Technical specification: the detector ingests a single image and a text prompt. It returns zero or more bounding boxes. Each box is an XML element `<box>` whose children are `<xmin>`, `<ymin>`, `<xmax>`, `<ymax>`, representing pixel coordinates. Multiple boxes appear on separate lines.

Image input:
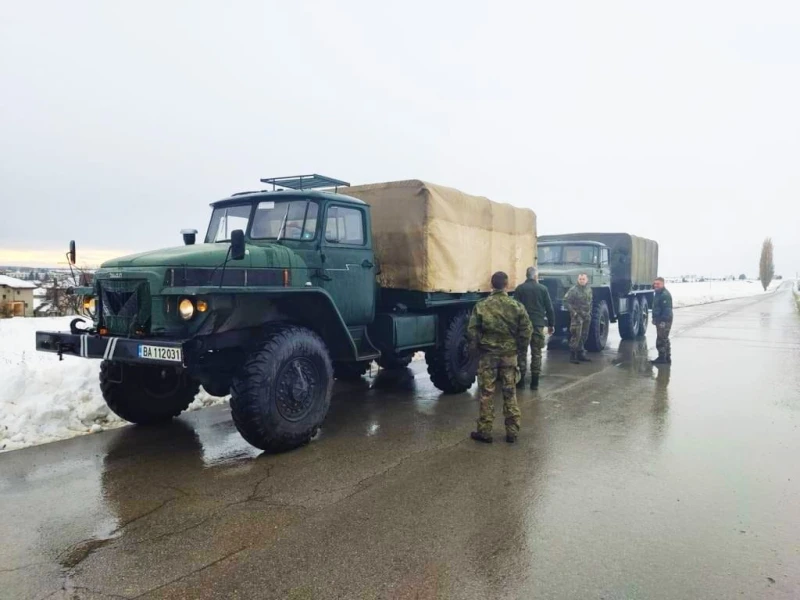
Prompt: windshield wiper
<box><xmin>276</xmin><ymin>204</ymin><xmax>291</xmax><ymax>242</ymax></box>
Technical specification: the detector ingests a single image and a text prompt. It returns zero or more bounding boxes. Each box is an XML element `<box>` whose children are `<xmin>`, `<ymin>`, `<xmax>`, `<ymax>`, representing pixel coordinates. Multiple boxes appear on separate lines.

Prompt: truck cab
<box><xmin>537</xmin><ymin>234</ymin><xmax>657</xmax><ymax>352</ymax></box>
<box><xmin>538</xmin><ymin>240</ymin><xmax>611</xmax><ymax>305</ymax></box>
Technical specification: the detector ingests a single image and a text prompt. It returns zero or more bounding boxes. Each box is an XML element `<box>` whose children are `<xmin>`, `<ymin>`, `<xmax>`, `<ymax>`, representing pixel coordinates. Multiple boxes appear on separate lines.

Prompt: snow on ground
<box><xmin>0</xmin><ymin>317</ymin><xmax>224</xmax><ymax>453</ymax></box>
<box><xmin>668</xmin><ymin>279</ymin><xmax>782</xmax><ymax>308</ymax></box>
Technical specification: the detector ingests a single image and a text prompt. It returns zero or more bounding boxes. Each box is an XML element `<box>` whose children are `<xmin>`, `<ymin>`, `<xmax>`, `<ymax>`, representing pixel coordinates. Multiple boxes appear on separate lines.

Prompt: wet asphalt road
<box><xmin>2</xmin><ymin>285</ymin><xmax>799</xmax><ymax>600</ymax></box>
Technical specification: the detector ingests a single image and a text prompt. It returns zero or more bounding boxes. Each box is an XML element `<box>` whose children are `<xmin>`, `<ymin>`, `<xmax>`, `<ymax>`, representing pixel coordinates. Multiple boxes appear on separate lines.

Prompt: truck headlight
<box><xmin>83</xmin><ymin>297</ymin><xmax>96</xmax><ymax>313</ymax></box>
<box><xmin>179</xmin><ymin>298</ymin><xmax>195</xmax><ymax>320</ymax></box>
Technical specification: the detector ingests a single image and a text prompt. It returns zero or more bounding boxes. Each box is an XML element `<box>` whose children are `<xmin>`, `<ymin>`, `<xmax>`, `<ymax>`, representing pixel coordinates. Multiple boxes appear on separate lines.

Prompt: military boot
<box><xmin>666</xmin><ymin>351</ymin><xmax>672</xmax><ymax>364</ymax></box>
<box><xmin>516</xmin><ymin>372</ymin><xmax>526</xmax><ymax>389</ymax></box>
<box><xmin>578</xmin><ymin>351</ymin><xmax>592</xmax><ymax>362</ymax></box>
<box><xmin>570</xmin><ymin>351</ymin><xmax>580</xmax><ymax>364</ymax></box>
<box><xmin>470</xmin><ymin>431</ymin><xmax>493</xmax><ymax>444</ymax></box>
<box><xmin>651</xmin><ymin>354</ymin><xmax>668</xmax><ymax>365</ymax></box>
<box><xmin>529</xmin><ymin>374</ymin><xmax>539</xmax><ymax>390</ymax></box>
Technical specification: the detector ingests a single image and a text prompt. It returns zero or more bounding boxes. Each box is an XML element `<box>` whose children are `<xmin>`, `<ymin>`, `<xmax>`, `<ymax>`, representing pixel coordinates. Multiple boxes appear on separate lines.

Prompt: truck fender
<box><xmin>269</xmin><ymin>289</ymin><xmax>359</xmax><ymax>361</ymax></box>
<box><xmin>592</xmin><ymin>287</ymin><xmax>616</xmax><ymax>321</ymax></box>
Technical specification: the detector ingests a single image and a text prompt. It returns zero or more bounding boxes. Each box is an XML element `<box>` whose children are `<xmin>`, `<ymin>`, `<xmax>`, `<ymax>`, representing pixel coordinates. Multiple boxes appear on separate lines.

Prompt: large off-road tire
<box><xmin>333</xmin><ymin>361</ymin><xmax>371</xmax><ymax>381</ymax></box>
<box><xmin>378</xmin><ymin>353</ymin><xmax>413</xmax><ymax>370</ymax></box>
<box><xmin>585</xmin><ymin>300</ymin><xmax>611</xmax><ymax>352</ymax></box>
<box><xmin>230</xmin><ymin>325</ymin><xmax>333</xmax><ymax>453</ymax></box>
<box><xmin>425</xmin><ymin>310</ymin><xmax>478</xmax><ymax>394</ymax></box>
<box><xmin>99</xmin><ymin>362</ymin><xmax>199</xmax><ymax>425</ymax></box>
<box><xmin>618</xmin><ymin>296</ymin><xmax>642</xmax><ymax>340</ymax></box>
<box><xmin>639</xmin><ymin>297</ymin><xmax>650</xmax><ymax>336</ymax></box>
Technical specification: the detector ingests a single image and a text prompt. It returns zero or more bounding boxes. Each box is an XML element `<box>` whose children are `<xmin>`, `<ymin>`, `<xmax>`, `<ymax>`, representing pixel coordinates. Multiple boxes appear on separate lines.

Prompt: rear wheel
<box><xmin>618</xmin><ymin>297</ymin><xmax>642</xmax><ymax>340</ymax></box>
<box><xmin>425</xmin><ymin>310</ymin><xmax>478</xmax><ymax>394</ymax></box>
<box><xmin>230</xmin><ymin>325</ymin><xmax>333</xmax><ymax>453</ymax></box>
<box><xmin>639</xmin><ymin>297</ymin><xmax>650</xmax><ymax>336</ymax></box>
<box><xmin>585</xmin><ymin>300</ymin><xmax>610</xmax><ymax>352</ymax></box>
<box><xmin>99</xmin><ymin>362</ymin><xmax>198</xmax><ymax>424</ymax></box>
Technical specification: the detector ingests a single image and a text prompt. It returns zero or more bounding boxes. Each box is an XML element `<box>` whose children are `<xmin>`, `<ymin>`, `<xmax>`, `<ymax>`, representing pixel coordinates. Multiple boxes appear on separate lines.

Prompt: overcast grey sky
<box><xmin>1</xmin><ymin>0</ymin><xmax>799</xmax><ymax>276</ymax></box>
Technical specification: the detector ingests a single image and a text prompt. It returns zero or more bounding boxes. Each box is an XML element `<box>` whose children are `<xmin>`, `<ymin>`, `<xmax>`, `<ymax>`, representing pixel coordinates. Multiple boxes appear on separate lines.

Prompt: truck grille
<box><xmin>99</xmin><ymin>280</ymin><xmax>151</xmax><ymax>335</ymax></box>
<box><xmin>541</xmin><ymin>279</ymin><xmax>562</xmax><ymax>305</ymax></box>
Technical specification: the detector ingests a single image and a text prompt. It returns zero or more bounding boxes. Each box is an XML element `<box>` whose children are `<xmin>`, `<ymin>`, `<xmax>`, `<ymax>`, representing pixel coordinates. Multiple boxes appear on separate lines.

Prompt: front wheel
<box><xmin>585</xmin><ymin>300</ymin><xmax>611</xmax><ymax>352</ymax></box>
<box><xmin>639</xmin><ymin>297</ymin><xmax>650</xmax><ymax>336</ymax></box>
<box><xmin>99</xmin><ymin>362</ymin><xmax>199</xmax><ymax>424</ymax></box>
<box><xmin>425</xmin><ymin>310</ymin><xmax>478</xmax><ymax>394</ymax></box>
<box><xmin>231</xmin><ymin>325</ymin><xmax>333</xmax><ymax>453</ymax></box>
<box><xmin>618</xmin><ymin>297</ymin><xmax>642</xmax><ymax>340</ymax></box>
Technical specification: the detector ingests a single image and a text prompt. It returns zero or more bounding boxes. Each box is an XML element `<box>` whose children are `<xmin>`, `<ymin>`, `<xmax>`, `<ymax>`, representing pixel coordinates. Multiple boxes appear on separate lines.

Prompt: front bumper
<box><xmin>36</xmin><ymin>330</ymin><xmax>187</xmax><ymax>366</ymax></box>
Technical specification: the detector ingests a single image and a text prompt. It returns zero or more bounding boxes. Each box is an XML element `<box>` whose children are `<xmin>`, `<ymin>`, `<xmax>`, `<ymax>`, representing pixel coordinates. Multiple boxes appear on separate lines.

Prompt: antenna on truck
<box><xmin>260</xmin><ymin>174</ymin><xmax>350</xmax><ymax>193</ymax></box>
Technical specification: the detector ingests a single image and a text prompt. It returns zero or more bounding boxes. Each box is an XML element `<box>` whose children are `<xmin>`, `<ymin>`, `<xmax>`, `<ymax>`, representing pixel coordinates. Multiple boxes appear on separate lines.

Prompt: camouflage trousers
<box><xmin>476</xmin><ymin>354</ymin><xmax>521</xmax><ymax>436</ymax></box>
<box><xmin>518</xmin><ymin>326</ymin><xmax>545</xmax><ymax>376</ymax></box>
<box><xmin>655</xmin><ymin>318</ymin><xmax>672</xmax><ymax>358</ymax></box>
<box><xmin>569</xmin><ymin>311</ymin><xmax>592</xmax><ymax>352</ymax></box>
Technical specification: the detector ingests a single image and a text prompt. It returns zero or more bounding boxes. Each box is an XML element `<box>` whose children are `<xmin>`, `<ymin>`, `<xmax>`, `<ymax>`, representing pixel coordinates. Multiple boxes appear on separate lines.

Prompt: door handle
<box><xmin>361</xmin><ymin>260</ymin><xmax>374</xmax><ymax>269</ymax></box>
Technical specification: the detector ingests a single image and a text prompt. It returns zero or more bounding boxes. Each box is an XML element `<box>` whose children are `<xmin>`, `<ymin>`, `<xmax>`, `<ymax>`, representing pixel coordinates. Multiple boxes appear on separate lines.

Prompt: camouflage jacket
<box><xmin>467</xmin><ymin>291</ymin><xmax>533</xmax><ymax>357</ymax></box>
<box><xmin>652</xmin><ymin>289</ymin><xmax>673</xmax><ymax>322</ymax></box>
<box><xmin>564</xmin><ymin>284</ymin><xmax>593</xmax><ymax>317</ymax></box>
<box><xmin>514</xmin><ymin>279</ymin><xmax>555</xmax><ymax>328</ymax></box>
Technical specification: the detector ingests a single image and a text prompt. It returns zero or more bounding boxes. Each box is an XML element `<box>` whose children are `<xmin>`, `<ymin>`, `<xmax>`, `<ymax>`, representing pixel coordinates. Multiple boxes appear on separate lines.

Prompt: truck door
<box><xmin>319</xmin><ymin>203</ymin><xmax>375</xmax><ymax>326</ymax></box>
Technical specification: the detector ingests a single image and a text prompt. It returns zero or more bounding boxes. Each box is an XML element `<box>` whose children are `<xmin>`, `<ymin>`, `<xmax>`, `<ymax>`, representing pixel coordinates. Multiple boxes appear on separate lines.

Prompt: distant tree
<box><xmin>738</xmin><ymin>274</ymin><xmax>747</xmax><ymax>280</ymax></box>
<box><xmin>45</xmin><ymin>277</ymin><xmax>77</xmax><ymax>316</ymax></box>
<box><xmin>759</xmin><ymin>238</ymin><xmax>775</xmax><ymax>291</ymax></box>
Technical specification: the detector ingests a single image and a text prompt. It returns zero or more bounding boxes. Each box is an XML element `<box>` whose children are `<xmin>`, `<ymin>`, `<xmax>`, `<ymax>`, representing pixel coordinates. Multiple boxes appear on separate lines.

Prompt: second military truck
<box><xmin>537</xmin><ymin>233</ymin><xmax>658</xmax><ymax>351</ymax></box>
<box><xmin>35</xmin><ymin>176</ymin><xmax>536</xmax><ymax>452</ymax></box>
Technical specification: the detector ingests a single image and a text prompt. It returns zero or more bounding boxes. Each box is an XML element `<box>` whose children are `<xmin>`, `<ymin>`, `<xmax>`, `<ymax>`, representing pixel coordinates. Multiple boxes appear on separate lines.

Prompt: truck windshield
<box><xmin>205</xmin><ymin>200</ymin><xmax>319</xmax><ymax>243</ymax></box>
<box><xmin>538</xmin><ymin>245</ymin><xmax>598</xmax><ymax>265</ymax></box>
<box><xmin>206</xmin><ymin>204</ymin><xmax>251</xmax><ymax>243</ymax></box>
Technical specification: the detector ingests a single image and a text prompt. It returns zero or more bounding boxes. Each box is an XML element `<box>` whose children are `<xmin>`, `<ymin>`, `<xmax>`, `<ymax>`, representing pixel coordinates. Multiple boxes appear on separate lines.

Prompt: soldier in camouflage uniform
<box><xmin>468</xmin><ymin>271</ymin><xmax>533</xmax><ymax>444</ymax></box>
<box><xmin>651</xmin><ymin>277</ymin><xmax>673</xmax><ymax>364</ymax></box>
<box><xmin>514</xmin><ymin>266</ymin><xmax>555</xmax><ymax>390</ymax></box>
<box><xmin>564</xmin><ymin>273</ymin><xmax>593</xmax><ymax>364</ymax></box>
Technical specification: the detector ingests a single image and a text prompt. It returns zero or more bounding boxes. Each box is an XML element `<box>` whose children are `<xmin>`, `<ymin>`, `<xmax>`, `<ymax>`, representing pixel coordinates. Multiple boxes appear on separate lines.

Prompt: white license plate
<box><xmin>138</xmin><ymin>345</ymin><xmax>182</xmax><ymax>362</ymax></box>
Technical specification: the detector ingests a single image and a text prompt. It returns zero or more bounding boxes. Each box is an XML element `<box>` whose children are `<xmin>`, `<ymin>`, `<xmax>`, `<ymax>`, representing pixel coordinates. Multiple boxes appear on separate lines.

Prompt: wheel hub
<box><xmin>276</xmin><ymin>358</ymin><xmax>319</xmax><ymax>421</ymax></box>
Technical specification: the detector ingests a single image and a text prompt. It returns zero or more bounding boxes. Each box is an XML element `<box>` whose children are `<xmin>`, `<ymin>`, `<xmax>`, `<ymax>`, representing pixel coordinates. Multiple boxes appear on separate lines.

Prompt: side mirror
<box><xmin>230</xmin><ymin>229</ymin><xmax>246</xmax><ymax>261</ymax></box>
<box><xmin>181</xmin><ymin>229</ymin><xmax>198</xmax><ymax>246</ymax></box>
<box><xmin>68</xmin><ymin>240</ymin><xmax>76</xmax><ymax>265</ymax></box>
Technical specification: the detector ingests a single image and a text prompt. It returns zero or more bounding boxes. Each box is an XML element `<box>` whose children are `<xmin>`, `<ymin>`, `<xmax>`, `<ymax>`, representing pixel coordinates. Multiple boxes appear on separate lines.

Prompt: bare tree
<box><xmin>759</xmin><ymin>238</ymin><xmax>775</xmax><ymax>291</ymax></box>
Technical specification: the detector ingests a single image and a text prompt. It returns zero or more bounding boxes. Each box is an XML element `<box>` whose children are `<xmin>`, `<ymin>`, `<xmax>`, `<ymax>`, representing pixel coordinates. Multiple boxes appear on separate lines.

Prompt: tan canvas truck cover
<box><xmin>343</xmin><ymin>180</ymin><xmax>537</xmax><ymax>293</ymax></box>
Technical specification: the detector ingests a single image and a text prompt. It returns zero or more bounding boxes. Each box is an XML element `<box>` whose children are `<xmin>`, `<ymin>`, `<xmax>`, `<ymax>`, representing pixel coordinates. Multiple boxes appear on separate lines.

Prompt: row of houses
<box><xmin>0</xmin><ymin>274</ymin><xmax>78</xmax><ymax>318</ymax></box>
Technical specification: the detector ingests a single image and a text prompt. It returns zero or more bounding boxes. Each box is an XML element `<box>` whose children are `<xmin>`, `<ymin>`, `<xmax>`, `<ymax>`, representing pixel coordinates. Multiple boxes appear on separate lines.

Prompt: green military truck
<box><xmin>36</xmin><ymin>176</ymin><xmax>536</xmax><ymax>452</ymax></box>
<box><xmin>537</xmin><ymin>233</ymin><xmax>658</xmax><ymax>351</ymax></box>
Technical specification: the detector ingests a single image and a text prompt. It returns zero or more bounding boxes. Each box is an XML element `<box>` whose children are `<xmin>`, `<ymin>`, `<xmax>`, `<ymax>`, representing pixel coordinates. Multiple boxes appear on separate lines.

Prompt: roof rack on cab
<box><xmin>260</xmin><ymin>174</ymin><xmax>350</xmax><ymax>192</ymax></box>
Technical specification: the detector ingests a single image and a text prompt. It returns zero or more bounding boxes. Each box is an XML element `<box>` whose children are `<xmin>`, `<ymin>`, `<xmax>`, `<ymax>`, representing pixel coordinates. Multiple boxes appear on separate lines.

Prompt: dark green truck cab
<box><xmin>36</xmin><ymin>176</ymin><xmax>488</xmax><ymax>452</ymax></box>
<box><xmin>537</xmin><ymin>233</ymin><xmax>658</xmax><ymax>351</ymax></box>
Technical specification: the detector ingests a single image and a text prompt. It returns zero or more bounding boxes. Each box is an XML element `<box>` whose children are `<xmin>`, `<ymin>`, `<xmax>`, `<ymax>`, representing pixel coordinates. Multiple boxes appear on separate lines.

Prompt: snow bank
<box><xmin>669</xmin><ymin>280</ymin><xmax>781</xmax><ymax>308</ymax></box>
<box><xmin>0</xmin><ymin>317</ymin><xmax>225</xmax><ymax>452</ymax></box>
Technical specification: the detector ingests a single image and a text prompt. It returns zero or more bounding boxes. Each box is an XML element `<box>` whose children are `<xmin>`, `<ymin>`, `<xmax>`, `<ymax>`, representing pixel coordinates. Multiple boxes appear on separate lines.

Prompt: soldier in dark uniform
<box><xmin>514</xmin><ymin>267</ymin><xmax>555</xmax><ymax>390</ymax></box>
<box><xmin>564</xmin><ymin>273</ymin><xmax>593</xmax><ymax>364</ymax></box>
<box><xmin>651</xmin><ymin>277</ymin><xmax>673</xmax><ymax>364</ymax></box>
<box><xmin>467</xmin><ymin>271</ymin><xmax>533</xmax><ymax>444</ymax></box>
